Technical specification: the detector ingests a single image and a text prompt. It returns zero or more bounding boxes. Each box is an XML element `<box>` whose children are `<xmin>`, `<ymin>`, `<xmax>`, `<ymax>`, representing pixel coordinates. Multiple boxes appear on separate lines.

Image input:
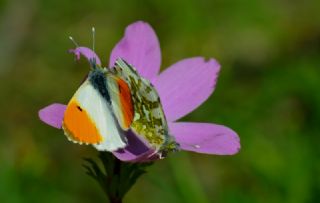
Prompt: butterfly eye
<box><xmin>77</xmin><ymin>106</ymin><xmax>83</xmax><ymax>112</ymax></box>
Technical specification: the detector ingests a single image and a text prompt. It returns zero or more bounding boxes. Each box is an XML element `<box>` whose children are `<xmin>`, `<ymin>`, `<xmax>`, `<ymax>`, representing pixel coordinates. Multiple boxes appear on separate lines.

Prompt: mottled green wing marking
<box><xmin>112</xmin><ymin>58</ymin><xmax>179</xmax><ymax>156</ymax></box>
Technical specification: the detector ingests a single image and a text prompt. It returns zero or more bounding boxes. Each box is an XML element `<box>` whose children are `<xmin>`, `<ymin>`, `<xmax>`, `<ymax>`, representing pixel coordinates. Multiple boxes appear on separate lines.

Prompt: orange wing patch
<box><xmin>63</xmin><ymin>99</ymin><xmax>102</xmax><ymax>144</ymax></box>
<box><xmin>116</xmin><ymin>78</ymin><xmax>134</xmax><ymax>129</ymax></box>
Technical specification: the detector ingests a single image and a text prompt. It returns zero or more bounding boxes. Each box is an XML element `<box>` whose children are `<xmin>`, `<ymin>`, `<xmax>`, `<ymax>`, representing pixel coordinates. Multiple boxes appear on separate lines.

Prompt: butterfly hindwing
<box><xmin>112</xmin><ymin>58</ymin><xmax>178</xmax><ymax>154</ymax></box>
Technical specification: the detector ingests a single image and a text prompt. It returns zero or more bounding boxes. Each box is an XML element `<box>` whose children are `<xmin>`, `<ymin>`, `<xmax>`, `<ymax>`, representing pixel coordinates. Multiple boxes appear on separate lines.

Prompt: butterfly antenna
<box><xmin>69</xmin><ymin>36</ymin><xmax>79</xmax><ymax>47</ymax></box>
<box><xmin>92</xmin><ymin>27</ymin><xmax>95</xmax><ymax>52</ymax></box>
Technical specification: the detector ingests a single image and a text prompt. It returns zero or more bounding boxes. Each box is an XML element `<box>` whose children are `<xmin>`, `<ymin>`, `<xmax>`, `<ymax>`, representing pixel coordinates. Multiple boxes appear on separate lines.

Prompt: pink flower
<box><xmin>38</xmin><ymin>21</ymin><xmax>240</xmax><ymax>162</ymax></box>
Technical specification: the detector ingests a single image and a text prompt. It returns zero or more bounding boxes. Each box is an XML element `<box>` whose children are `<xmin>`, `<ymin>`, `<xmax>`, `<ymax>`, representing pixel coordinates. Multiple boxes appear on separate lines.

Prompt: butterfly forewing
<box><xmin>62</xmin><ymin>72</ymin><xmax>127</xmax><ymax>152</ymax></box>
<box><xmin>106</xmin><ymin>74</ymin><xmax>134</xmax><ymax>130</ymax></box>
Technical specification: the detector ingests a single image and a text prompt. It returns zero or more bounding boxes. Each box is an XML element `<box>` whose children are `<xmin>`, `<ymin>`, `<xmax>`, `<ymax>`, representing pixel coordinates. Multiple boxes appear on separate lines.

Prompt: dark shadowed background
<box><xmin>0</xmin><ymin>0</ymin><xmax>319</xmax><ymax>202</ymax></box>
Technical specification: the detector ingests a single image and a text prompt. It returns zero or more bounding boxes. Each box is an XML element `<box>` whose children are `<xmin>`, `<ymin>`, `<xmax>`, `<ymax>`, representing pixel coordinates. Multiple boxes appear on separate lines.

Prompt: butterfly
<box><xmin>62</xmin><ymin>58</ymin><xmax>179</xmax><ymax>157</ymax></box>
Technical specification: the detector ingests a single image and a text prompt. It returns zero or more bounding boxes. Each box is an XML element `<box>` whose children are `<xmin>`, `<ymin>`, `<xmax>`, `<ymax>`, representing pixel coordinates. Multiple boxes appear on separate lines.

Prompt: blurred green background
<box><xmin>1</xmin><ymin>0</ymin><xmax>320</xmax><ymax>202</ymax></box>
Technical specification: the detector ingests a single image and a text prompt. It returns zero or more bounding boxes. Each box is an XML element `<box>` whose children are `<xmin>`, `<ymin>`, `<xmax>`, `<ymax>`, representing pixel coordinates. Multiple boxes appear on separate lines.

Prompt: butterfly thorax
<box><xmin>88</xmin><ymin>68</ymin><xmax>111</xmax><ymax>104</ymax></box>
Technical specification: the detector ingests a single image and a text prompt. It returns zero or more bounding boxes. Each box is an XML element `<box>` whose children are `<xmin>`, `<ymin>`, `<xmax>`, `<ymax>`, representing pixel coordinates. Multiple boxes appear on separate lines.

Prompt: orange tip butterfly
<box><xmin>63</xmin><ymin>29</ymin><xmax>179</xmax><ymax>156</ymax></box>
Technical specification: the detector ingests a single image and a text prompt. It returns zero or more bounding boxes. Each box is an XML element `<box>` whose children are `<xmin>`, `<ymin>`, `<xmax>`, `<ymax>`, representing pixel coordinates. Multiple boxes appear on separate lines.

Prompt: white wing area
<box><xmin>75</xmin><ymin>81</ymin><xmax>127</xmax><ymax>151</ymax></box>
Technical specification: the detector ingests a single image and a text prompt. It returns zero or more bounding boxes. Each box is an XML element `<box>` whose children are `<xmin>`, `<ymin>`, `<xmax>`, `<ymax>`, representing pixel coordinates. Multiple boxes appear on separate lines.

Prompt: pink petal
<box><xmin>69</xmin><ymin>47</ymin><xmax>101</xmax><ymax>66</ymax></box>
<box><xmin>153</xmin><ymin>57</ymin><xmax>220</xmax><ymax>121</ymax></box>
<box><xmin>112</xmin><ymin>131</ymin><xmax>156</xmax><ymax>162</ymax></box>
<box><xmin>38</xmin><ymin>103</ymin><xmax>66</xmax><ymax>129</ymax></box>
<box><xmin>169</xmin><ymin>122</ymin><xmax>240</xmax><ymax>155</ymax></box>
<box><xmin>109</xmin><ymin>21</ymin><xmax>161</xmax><ymax>80</ymax></box>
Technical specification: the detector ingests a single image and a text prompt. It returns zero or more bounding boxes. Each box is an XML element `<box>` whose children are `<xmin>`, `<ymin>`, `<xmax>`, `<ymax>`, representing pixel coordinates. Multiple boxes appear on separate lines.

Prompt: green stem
<box><xmin>109</xmin><ymin>196</ymin><xmax>122</xmax><ymax>203</ymax></box>
<box><xmin>108</xmin><ymin>158</ymin><xmax>122</xmax><ymax>203</ymax></box>
<box><xmin>83</xmin><ymin>152</ymin><xmax>153</xmax><ymax>203</ymax></box>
